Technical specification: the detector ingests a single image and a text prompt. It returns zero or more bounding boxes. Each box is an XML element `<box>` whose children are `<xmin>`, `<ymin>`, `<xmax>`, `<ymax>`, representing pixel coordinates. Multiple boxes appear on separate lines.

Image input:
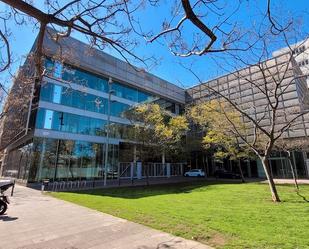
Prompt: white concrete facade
<box><xmin>273</xmin><ymin>38</ymin><xmax>309</xmax><ymax>87</ymax></box>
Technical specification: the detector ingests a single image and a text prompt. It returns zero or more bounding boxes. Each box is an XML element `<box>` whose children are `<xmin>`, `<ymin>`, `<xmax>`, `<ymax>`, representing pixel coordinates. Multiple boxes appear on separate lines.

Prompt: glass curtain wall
<box><xmin>40</xmin><ymin>83</ymin><xmax>130</xmax><ymax>118</ymax></box>
<box><xmin>44</xmin><ymin>58</ymin><xmax>155</xmax><ymax>104</ymax></box>
<box><xmin>2</xmin><ymin>142</ymin><xmax>33</xmax><ymax>180</ymax></box>
<box><xmin>35</xmin><ymin>108</ymin><xmax>135</xmax><ymax>140</ymax></box>
<box><xmin>28</xmin><ymin>137</ymin><xmax>119</xmax><ymax>182</ymax></box>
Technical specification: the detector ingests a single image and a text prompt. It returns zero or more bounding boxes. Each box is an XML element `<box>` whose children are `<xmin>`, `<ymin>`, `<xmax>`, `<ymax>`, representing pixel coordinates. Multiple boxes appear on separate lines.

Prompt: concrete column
<box><xmin>136</xmin><ymin>161</ymin><xmax>142</xmax><ymax>179</ymax></box>
<box><xmin>166</xmin><ymin>163</ymin><xmax>171</xmax><ymax>178</ymax></box>
<box><xmin>0</xmin><ymin>149</ymin><xmax>9</xmax><ymax>177</ymax></box>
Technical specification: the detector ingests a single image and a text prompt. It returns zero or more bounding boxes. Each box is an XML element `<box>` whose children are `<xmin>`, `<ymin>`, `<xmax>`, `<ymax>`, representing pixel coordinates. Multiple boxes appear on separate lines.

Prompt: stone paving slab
<box><xmin>0</xmin><ymin>185</ymin><xmax>212</xmax><ymax>249</ymax></box>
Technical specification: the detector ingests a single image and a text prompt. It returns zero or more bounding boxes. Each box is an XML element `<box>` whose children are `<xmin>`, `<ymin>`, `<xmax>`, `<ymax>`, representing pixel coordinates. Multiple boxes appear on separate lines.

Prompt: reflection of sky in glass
<box><xmin>44</xmin><ymin>110</ymin><xmax>53</xmax><ymax>129</ymax></box>
<box><xmin>53</xmin><ymin>85</ymin><xmax>62</xmax><ymax>104</ymax></box>
<box><xmin>53</xmin><ymin>62</ymin><xmax>63</xmax><ymax>78</ymax></box>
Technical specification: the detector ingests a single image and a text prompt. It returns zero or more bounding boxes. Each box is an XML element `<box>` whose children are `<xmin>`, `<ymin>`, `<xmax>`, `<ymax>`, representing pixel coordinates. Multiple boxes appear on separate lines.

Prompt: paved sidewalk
<box><xmin>262</xmin><ymin>179</ymin><xmax>309</xmax><ymax>184</ymax></box>
<box><xmin>0</xmin><ymin>185</ymin><xmax>212</xmax><ymax>249</ymax></box>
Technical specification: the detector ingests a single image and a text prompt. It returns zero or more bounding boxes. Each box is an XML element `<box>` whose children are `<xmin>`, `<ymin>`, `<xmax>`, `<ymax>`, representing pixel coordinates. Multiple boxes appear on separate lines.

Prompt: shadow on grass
<box><xmin>64</xmin><ymin>179</ymin><xmax>254</xmax><ymax>199</ymax></box>
<box><xmin>296</xmin><ymin>191</ymin><xmax>309</xmax><ymax>202</ymax></box>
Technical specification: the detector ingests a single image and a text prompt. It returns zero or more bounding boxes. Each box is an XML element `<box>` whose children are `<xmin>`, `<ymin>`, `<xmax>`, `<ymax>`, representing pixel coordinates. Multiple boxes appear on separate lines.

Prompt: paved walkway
<box><xmin>261</xmin><ymin>179</ymin><xmax>309</xmax><ymax>184</ymax></box>
<box><xmin>0</xmin><ymin>185</ymin><xmax>212</xmax><ymax>249</ymax></box>
<box><xmin>273</xmin><ymin>179</ymin><xmax>309</xmax><ymax>184</ymax></box>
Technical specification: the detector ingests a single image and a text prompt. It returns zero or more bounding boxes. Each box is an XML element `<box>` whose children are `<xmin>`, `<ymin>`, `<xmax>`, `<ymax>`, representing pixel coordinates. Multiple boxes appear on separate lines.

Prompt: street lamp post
<box><xmin>103</xmin><ymin>77</ymin><xmax>113</xmax><ymax>186</ymax></box>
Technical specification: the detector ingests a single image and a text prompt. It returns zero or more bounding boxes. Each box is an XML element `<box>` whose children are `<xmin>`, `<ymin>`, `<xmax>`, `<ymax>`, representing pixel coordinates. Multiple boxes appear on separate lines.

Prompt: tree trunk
<box><xmin>238</xmin><ymin>159</ymin><xmax>245</xmax><ymax>183</ymax></box>
<box><xmin>141</xmin><ymin>141</ymin><xmax>149</xmax><ymax>186</ymax></box>
<box><xmin>205</xmin><ymin>155</ymin><xmax>210</xmax><ymax>177</ymax></box>
<box><xmin>261</xmin><ymin>157</ymin><xmax>281</xmax><ymax>202</ymax></box>
<box><xmin>287</xmin><ymin>151</ymin><xmax>299</xmax><ymax>191</ymax></box>
<box><xmin>202</xmin><ymin>154</ymin><xmax>207</xmax><ymax>178</ymax></box>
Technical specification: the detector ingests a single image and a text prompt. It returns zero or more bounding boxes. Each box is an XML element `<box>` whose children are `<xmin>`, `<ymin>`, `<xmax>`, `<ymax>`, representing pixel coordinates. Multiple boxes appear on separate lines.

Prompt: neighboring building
<box><xmin>0</xmin><ymin>30</ymin><xmax>186</xmax><ymax>183</ymax></box>
<box><xmin>186</xmin><ymin>53</ymin><xmax>309</xmax><ymax>179</ymax></box>
<box><xmin>273</xmin><ymin>38</ymin><xmax>309</xmax><ymax>87</ymax></box>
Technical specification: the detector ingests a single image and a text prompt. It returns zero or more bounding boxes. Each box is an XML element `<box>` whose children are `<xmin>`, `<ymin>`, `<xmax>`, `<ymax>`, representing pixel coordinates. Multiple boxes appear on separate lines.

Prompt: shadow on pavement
<box><xmin>0</xmin><ymin>215</ymin><xmax>18</xmax><ymax>221</ymax></box>
<box><xmin>137</xmin><ymin>238</ymin><xmax>188</xmax><ymax>249</ymax></box>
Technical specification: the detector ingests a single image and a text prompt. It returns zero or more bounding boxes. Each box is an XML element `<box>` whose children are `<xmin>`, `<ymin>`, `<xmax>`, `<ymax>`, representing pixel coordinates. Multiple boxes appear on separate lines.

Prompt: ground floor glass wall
<box><xmin>2</xmin><ymin>141</ymin><xmax>33</xmax><ymax>181</ymax></box>
<box><xmin>28</xmin><ymin>137</ymin><xmax>119</xmax><ymax>182</ymax></box>
<box><xmin>267</xmin><ymin>151</ymin><xmax>308</xmax><ymax>179</ymax></box>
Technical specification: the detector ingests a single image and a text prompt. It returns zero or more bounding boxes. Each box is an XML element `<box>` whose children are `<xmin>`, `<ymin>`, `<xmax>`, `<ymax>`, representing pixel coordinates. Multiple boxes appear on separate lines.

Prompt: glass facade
<box><xmin>45</xmin><ymin>58</ymin><xmax>155</xmax><ymax>103</ymax></box>
<box><xmin>2</xmin><ymin>141</ymin><xmax>33</xmax><ymax>180</ymax></box>
<box><xmin>1</xmin><ymin>58</ymin><xmax>184</xmax><ymax>183</ymax></box>
<box><xmin>36</xmin><ymin>108</ymin><xmax>135</xmax><ymax>140</ymax></box>
<box><xmin>28</xmin><ymin>137</ymin><xmax>119</xmax><ymax>182</ymax></box>
<box><xmin>40</xmin><ymin>82</ymin><xmax>130</xmax><ymax>118</ymax></box>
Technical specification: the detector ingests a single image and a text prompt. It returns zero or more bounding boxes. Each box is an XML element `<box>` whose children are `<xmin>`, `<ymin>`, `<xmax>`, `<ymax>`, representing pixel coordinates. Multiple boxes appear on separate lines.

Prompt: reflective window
<box><xmin>54</xmin><ymin>62</ymin><xmax>63</xmax><ymax>78</ymax></box>
<box><xmin>44</xmin><ymin>58</ymin><xmax>180</xmax><ymax>113</ymax></box>
<box><xmin>62</xmin><ymin>64</ymin><xmax>108</xmax><ymax>92</ymax></box>
<box><xmin>53</xmin><ymin>85</ymin><xmax>62</xmax><ymax>104</ymax></box>
<box><xmin>35</xmin><ymin>108</ymin><xmax>134</xmax><ymax>140</ymax></box>
<box><xmin>40</xmin><ymin>83</ymin><xmax>129</xmax><ymax>117</ymax></box>
<box><xmin>44</xmin><ymin>58</ymin><xmax>155</xmax><ymax>103</ymax></box>
<box><xmin>29</xmin><ymin>137</ymin><xmax>119</xmax><ymax>182</ymax></box>
<box><xmin>44</xmin><ymin>110</ymin><xmax>53</xmax><ymax>129</ymax></box>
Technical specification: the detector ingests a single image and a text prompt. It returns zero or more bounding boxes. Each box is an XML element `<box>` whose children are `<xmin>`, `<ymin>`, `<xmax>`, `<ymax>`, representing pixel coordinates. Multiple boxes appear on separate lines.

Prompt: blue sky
<box><xmin>0</xmin><ymin>0</ymin><xmax>308</xmax><ymax>90</ymax></box>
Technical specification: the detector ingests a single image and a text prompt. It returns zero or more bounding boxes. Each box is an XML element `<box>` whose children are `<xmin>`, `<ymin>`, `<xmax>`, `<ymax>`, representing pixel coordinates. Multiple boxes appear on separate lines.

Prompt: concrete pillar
<box><xmin>136</xmin><ymin>161</ymin><xmax>142</xmax><ymax>179</ymax></box>
<box><xmin>166</xmin><ymin>163</ymin><xmax>171</xmax><ymax>178</ymax></box>
<box><xmin>0</xmin><ymin>149</ymin><xmax>9</xmax><ymax>177</ymax></box>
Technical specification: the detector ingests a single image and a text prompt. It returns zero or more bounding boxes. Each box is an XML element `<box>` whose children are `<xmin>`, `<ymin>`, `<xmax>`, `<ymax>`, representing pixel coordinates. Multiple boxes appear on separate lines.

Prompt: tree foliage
<box><xmin>189</xmin><ymin>99</ymin><xmax>254</xmax><ymax>181</ymax></box>
<box><xmin>125</xmin><ymin>103</ymin><xmax>188</xmax><ymax>160</ymax></box>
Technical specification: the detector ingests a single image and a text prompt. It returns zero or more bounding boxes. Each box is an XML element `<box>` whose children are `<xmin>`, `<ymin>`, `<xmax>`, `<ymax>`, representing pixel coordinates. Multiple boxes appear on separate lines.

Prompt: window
<box><xmin>62</xmin><ymin>64</ymin><xmax>108</xmax><ymax>92</ymax></box>
<box><xmin>36</xmin><ymin>108</ymin><xmax>131</xmax><ymax>139</ymax></box>
<box><xmin>53</xmin><ymin>85</ymin><xmax>62</xmax><ymax>104</ymax></box>
<box><xmin>40</xmin><ymin>83</ymin><xmax>53</xmax><ymax>101</ymax></box>
<box><xmin>43</xmin><ymin>110</ymin><xmax>53</xmax><ymax>129</ymax></box>
<box><xmin>54</xmin><ymin>62</ymin><xmax>63</xmax><ymax>78</ymax></box>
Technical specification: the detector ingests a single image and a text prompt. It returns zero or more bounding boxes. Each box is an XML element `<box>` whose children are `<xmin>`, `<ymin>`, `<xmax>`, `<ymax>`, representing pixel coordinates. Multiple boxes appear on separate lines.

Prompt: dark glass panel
<box><xmin>40</xmin><ymin>83</ymin><xmax>53</xmax><ymax>101</ymax></box>
<box><xmin>35</xmin><ymin>108</ymin><xmax>45</xmax><ymax>129</ymax></box>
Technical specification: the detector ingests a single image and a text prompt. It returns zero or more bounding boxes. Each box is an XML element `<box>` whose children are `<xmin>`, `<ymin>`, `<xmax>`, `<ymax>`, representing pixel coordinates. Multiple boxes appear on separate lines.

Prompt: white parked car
<box><xmin>184</xmin><ymin>169</ymin><xmax>205</xmax><ymax>177</ymax></box>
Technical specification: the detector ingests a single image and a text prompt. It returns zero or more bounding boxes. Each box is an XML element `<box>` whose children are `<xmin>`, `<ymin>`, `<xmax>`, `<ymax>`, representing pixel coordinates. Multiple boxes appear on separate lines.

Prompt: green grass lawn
<box><xmin>51</xmin><ymin>181</ymin><xmax>309</xmax><ymax>249</ymax></box>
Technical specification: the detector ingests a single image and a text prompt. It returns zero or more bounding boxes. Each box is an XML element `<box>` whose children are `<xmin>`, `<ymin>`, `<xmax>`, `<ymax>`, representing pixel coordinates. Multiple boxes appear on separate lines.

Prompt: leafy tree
<box><xmin>125</xmin><ymin>103</ymin><xmax>188</xmax><ymax>183</ymax></box>
<box><xmin>189</xmin><ymin>99</ymin><xmax>253</xmax><ymax>182</ymax></box>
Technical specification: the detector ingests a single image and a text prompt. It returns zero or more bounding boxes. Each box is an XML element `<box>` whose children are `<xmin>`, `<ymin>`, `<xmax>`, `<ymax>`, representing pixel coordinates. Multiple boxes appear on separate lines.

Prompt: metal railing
<box><xmin>119</xmin><ymin>162</ymin><xmax>184</xmax><ymax>179</ymax></box>
<box><xmin>40</xmin><ymin>162</ymin><xmax>185</xmax><ymax>191</ymax></box>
